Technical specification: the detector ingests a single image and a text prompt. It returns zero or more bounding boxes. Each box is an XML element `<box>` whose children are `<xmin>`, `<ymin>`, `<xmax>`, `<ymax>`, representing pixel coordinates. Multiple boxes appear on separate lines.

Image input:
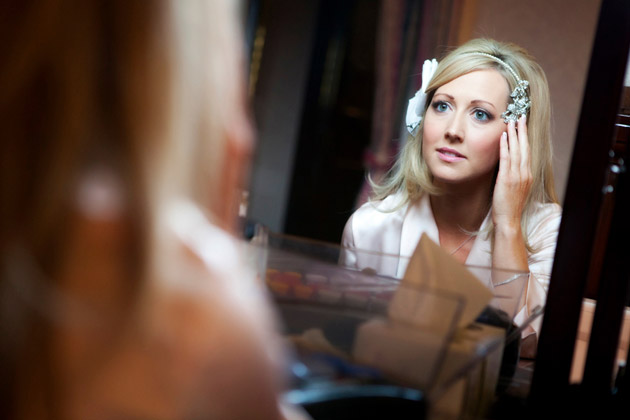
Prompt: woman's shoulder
<box><xmin>353</xmin><ymin>191</ymin><xmax>409</xmax><ymax>217</ymax></box>
<box><xmin>160</xmin><ymin>200</ymin><xmax>277</xmax><ymax>324</ymax></box>
<box><xmin>527</xmin><ymin>201</ymin><xmax>563</xmax><ymax>236</ymax></box>
<box><xmin>149</xmin><ymin>200</ymin><xmax>283</xmax><ymax>418</ymax></box>
<box><xmin>344</xmin><ymin>192</ymin><xmax>410</xmax><ymax>248</ymax></box>
<box><xmin>348</xmin><ymin>192</ymin><xmax>409</xmax><ymax>232</ymax></box>
<box><xmin>531</xmin><ymin>201</ymin><xmax>562</xmax><ymax>220</ymax></box>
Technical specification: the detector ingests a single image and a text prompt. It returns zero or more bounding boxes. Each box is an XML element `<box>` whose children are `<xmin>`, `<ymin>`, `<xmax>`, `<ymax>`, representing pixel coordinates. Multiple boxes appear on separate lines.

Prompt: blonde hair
<box><xmin>0</xmin><ymin>0</ymin><xmax>246</xmax><ymax>417</ymax></box>
<box><xmin>0</xmin><ymin>0</ymin><xmax>246</xmax><ymax>253</ymax></box>
<box><xmin>372</xmin><ymin>38</ymin><xmax>558</xmax><ymax>249</ymax></box>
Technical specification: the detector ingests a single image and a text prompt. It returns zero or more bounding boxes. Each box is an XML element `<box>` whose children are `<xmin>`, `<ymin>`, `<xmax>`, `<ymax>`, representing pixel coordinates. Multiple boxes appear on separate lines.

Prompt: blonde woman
<box><xmin>0</xmin><ymin>1</ymin><xmax>287</xmax><ymax>419</ymax></box>
<box><xmin>342</xmin><ymin>39</ymin><xmax>561</xmax><ymax>356</ymax></box>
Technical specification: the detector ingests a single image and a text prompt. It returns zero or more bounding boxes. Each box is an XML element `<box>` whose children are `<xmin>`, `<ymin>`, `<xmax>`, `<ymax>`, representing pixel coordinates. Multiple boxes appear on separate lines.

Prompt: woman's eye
<box><xmin>433</xmin><ymin>101</ymin><xmax>449</xmax><ymax>112</ymax></box>
<box><xmin>473</xmin><ymin>109</ymin><xmax>490</xmax><ymax>121</ymax></box>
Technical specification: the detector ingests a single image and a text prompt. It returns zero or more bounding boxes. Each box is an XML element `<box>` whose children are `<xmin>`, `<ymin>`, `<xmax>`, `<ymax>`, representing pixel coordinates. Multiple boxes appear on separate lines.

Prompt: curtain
<box><xmin>355</xmin><ymin>0</ymin><xmax>466</xmax><ymax>207</ymax></box>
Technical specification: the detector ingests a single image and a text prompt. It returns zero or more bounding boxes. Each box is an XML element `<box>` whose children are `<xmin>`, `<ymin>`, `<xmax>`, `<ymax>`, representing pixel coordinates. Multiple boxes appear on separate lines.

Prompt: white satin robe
<box><xmin>340</xmin><ymin>193</ymin><xmax>562</xmax><ymax>339</ymax></box>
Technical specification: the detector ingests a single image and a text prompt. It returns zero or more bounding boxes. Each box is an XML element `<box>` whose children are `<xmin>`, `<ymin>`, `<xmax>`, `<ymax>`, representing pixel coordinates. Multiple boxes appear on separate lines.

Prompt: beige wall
<box><xmin>464</xmin><ymin>0</ymin><xmax>602</xmax><ymax>202</ymax></box>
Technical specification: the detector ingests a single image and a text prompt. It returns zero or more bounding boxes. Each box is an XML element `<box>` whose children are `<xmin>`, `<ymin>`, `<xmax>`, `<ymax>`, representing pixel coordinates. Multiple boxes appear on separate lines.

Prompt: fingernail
<box><xmin>520</xmin><ymin>114</ymin><xmax>527</xmax><ymax>123</ymax></box>
<box><xmin>501</xmin><ymin>132</ymin><xmax>507</xmax><ymax>141</ymax></box>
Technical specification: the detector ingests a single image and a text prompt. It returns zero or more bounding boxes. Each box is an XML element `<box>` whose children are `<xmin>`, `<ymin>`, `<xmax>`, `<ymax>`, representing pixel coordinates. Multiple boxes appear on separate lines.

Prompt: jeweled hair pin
<box><xmin>467</xmin><ymin>52</ymin><xmax>531</xmax><ymax>123</ymax></box>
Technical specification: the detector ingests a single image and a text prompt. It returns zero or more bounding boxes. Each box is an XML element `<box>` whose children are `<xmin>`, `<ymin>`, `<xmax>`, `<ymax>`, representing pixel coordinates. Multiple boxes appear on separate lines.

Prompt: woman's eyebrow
<box><xmin>434</xmin><ymin>93</ymin><xmax>498</xmax><ymax>112</ymax></box>
<box><xmin>433</xmin><ymin>93</ymin><xmax>454</xmax><ymax>100</ymax></box>
<box><xmin>470</xmin><ymin>99</ymin><xmax>497</xmax><ymax>111</ymax></box>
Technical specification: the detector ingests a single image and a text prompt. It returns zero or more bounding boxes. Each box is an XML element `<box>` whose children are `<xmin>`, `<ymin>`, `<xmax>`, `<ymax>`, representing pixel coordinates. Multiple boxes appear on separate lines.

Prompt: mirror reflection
<box><xmin>245</xmin><ymin>0</ymin><xmax>602</xmax><ymax>359</ymax></box>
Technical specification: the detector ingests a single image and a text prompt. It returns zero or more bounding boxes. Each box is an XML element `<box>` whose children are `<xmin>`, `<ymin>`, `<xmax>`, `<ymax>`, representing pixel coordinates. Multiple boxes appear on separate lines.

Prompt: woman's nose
<box><xmin>445</xmin><ymin>113</ymin><xmax>465</xmax><ymax>142</ymax></box>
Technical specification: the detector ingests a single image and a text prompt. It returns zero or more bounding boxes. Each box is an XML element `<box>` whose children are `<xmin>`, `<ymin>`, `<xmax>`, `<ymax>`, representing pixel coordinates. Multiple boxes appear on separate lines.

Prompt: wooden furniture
<box><xmin>527</xmin><ymin>0</ymin><xmax>630</xmax><ymax>416</ymax></box>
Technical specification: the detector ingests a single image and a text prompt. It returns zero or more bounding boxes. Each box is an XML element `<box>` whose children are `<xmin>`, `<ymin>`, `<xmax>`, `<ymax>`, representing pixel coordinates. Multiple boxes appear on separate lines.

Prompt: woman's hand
<box><xmin>491</xmin><ymin>114</ymin><xmax>531</xmax><ymax>273</ymax></box>
<box><xmin>492</xmin><ymin>115</ymin><xmax>532</xmax><ymax>230</ymax></box>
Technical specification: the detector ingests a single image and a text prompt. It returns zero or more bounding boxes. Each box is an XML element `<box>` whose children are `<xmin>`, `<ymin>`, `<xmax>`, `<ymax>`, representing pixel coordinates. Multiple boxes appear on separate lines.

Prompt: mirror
<box><xmin>244</xmin><ymin>0</ymin><xmax>630</xmax><ymax>409</ymax></box>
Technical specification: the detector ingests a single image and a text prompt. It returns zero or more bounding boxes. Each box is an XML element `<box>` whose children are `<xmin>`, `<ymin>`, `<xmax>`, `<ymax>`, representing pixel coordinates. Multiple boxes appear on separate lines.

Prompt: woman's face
<box><xmin>422</xmin><ymin>69</ymin><xmax>509</xmax><ymax>189</ymax></box>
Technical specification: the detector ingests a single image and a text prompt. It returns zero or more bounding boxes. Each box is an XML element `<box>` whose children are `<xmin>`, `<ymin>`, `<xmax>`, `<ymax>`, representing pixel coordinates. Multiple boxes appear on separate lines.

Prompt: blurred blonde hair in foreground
<box><xmin>0</xmin><ymin>1</ymin><xmax>283</xmax><ymax>419</ymax></box>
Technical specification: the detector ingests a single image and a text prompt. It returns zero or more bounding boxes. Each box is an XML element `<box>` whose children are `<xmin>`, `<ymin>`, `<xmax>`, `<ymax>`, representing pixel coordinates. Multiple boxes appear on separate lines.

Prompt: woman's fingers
<box><xmin>517</xmin><ymin>115</ymin><xmax>531</xmax><ymax>176</ymax></box>
<box><xmin>499</xmin><ymin>131</ymin><xmax>509</xmax><ymax>175</ymax></box>
<box><xmin>493</xmin><ymin>115</ymin><xmax>532</xmax><ymax>226</ymax></box>
<box><xmin>504</xmin><ymin>116</ymin><xmax>532</xmax><ymax>182</ymax></box>
<box><xmin>507</xmin><ymin>119</ymin><xmax>520</xmax><ymax>176</ymax></box>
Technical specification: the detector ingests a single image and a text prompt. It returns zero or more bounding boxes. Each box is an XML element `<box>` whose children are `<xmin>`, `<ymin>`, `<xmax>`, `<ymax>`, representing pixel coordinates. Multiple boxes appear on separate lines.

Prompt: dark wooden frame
<box><xmin>529</xmin><ymin>0</ymin><xmax>630</xmax><ymax>412</ymax></box>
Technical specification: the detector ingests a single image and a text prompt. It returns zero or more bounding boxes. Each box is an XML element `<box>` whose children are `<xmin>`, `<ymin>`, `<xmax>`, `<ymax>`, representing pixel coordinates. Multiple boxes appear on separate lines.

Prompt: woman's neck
<box><xmin>429</xmin><ymin>179</ymin><xmax>493</xmax><ymax>234</ymax></box>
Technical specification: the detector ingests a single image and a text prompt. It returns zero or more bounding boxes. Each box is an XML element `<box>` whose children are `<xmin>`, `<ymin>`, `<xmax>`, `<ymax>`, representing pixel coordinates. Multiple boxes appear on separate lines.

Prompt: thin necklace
<box><xmin>449</xmin><ymin>234</ymin><xmax>474</xmax><ymax>255</ymax></box>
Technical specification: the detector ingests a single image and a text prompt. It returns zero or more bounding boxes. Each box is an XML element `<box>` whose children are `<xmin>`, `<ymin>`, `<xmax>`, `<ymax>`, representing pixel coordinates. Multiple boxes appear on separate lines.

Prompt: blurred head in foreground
<box><xmin>1</xmin><ymin>1</ymin><xmax>282</xmax><ymax>419</ymax></box>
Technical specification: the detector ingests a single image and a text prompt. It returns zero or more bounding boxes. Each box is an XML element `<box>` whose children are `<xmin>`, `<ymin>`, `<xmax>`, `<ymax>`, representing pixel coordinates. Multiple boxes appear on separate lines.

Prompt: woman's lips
<box><xmin>436</xmin><ymin>147</ymin><xmax>466</xmax><ymax>163</ymax></box>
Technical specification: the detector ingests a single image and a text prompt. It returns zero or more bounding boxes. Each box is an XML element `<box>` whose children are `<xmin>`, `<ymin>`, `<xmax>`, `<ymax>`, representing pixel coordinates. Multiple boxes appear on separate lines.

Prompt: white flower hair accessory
<box><xmin>406</xmin><ymin>58</ymin><xmax>438</xmax><ymax>135</ymax></box>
